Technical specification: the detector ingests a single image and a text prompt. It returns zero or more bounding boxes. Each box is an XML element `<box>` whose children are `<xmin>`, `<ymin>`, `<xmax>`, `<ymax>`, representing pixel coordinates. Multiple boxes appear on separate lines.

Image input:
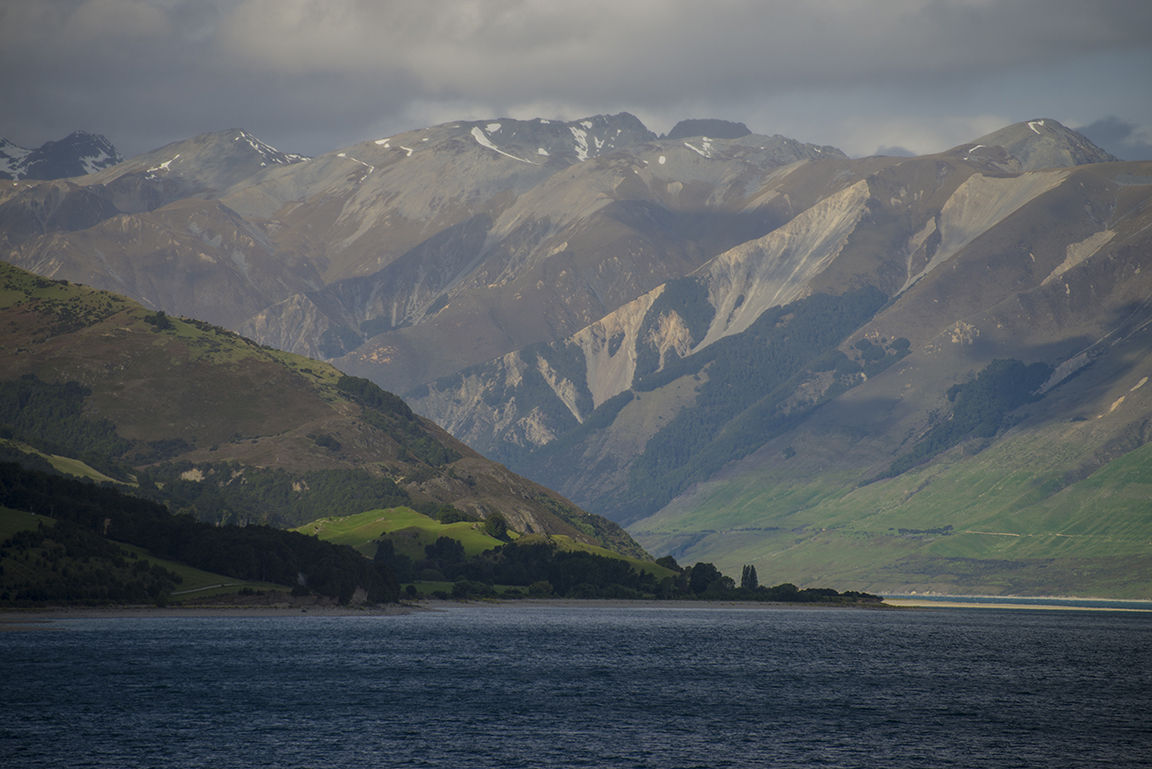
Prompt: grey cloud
<box><xmin>874</xmin><ymin>146</ymin><xmax>918</xmax><ymax>158</ymax></box>
<box><xmin>1</xmin><ymin>0</ymin><xmax>1151</xmax><ymax>160</ymax></box>
<box><xmin>1077</xmin><ymin>116</ymin><xmax>1152</xmax><ymax>161</ymax></box>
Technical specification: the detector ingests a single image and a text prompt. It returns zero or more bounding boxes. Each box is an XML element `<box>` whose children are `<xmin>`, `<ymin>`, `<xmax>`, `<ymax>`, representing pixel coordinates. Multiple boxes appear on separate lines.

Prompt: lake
<box><xmin>3</xmin><ymin>605</ymin><xmax>1151</xmax><ymax>768</ymax></box>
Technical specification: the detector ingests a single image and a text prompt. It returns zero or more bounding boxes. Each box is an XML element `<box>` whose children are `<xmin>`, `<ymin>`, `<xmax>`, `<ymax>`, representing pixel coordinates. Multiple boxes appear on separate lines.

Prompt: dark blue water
<box><xmin>3</xmin><ymin>605</ymin><xmax>1151</xmax><ymax>768</ymax></box>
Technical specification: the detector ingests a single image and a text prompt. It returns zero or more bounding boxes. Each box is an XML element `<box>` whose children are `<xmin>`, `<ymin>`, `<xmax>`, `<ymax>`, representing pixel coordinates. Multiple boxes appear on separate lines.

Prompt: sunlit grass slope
<box><xmin>293</xmin><ymin>507</ymin><xmax>507</xmax><ymax>558</ymax></box>
<box><xmin>295</xmin><ymin>508</ymin><xmax>677</xmax><ymax>580</ymax></box>
<box><xmin>633</xmin><ymin>423</ymin><xmax>1152</xmax><ymax>598</ymax></box>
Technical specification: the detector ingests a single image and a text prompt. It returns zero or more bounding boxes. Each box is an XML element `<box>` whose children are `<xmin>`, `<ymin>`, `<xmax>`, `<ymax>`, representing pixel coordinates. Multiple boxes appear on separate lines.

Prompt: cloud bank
<box><xmin>2</xmin><ymin>0</ymin><xmax>1150</xmax><ymax>159</ymax></box>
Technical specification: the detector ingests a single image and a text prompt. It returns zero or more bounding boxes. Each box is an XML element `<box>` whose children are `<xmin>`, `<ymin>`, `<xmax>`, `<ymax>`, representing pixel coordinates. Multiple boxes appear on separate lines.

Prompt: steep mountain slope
<box><xmin>0</xmin><ymin>261</ymin><xmax>643</xmax><ymax>558</ymax></box>
<box><xmin>406</xmin><ymin>125</ymin><xmax>1152</xmax><ymax>597</ymax></box>
<box><xmin>2</xmin><ymin>115</ymin><xmax>843</xmax><ymax>394</ymax></box>
<box><xmin>959</xmin><ymin>118</ymin><xmax>1119</xmax><ymax>172</ymax></box>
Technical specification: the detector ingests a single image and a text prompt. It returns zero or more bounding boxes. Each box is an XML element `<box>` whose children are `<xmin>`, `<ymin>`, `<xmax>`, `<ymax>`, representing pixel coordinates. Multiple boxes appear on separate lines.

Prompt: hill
<box><xmin>0</xmin><ymin>262</ymin><xmax>643</xmax><ymax>560</ymax></box>
<box><xmin>0</xmin><ymin>463</ymin><xmax>396</xmax><ymax>605</ymax></box>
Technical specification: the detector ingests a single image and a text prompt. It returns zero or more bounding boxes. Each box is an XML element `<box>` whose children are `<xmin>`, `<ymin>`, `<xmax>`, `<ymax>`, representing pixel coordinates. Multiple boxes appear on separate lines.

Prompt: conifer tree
<box><xmin>740</xmin><ymin>564</ymin><xmax>758</xmax><ymax>590</ymax></box>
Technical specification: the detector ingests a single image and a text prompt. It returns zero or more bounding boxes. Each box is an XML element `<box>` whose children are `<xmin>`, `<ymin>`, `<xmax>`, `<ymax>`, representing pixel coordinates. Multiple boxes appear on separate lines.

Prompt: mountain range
<box><xmin>3</xmin><ymin>114</ymin><xmax>1150</xmax><ymax>598</ymax></box>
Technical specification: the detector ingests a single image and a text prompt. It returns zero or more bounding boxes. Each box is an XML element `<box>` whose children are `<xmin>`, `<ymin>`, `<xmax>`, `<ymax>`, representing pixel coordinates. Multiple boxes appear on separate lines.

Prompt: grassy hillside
<box><xmin>0</xmin><ymin>261</ymin><xmax>646</xmax><ymax>559</ymax></box>
<box><xmin>293</xmin><ymin>507</ymin><xmax>507</xmax><ymax>559</ymax></box>
<box><xmin>296</xmin><ymin>507</ymin><xmax>674</xmax><ymax>581</ymax></box>
<box><xmin>633</xmin><ymin>378</ymin><xmax>1152</xmax><ymax>598</ymax></box>
<box><xmin>287</xmin><ymin>507</ymin><xmax>879</xmax><ymax>604</ymax></box>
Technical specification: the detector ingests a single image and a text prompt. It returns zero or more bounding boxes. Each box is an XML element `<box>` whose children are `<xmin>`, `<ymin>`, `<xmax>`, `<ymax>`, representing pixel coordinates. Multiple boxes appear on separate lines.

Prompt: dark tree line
<box><xmin>0</xmin><ymin>462</ymin><xmax>399</xmax><ymax>604</ymax></box>
<box><xmin>376</xmin><ymin>534</ymin><xmax>880</xmax><ymax>604</ymax></box>
<box><xmin>0</xmin><ymin>374</ymin><xmax>134</xmax><ymax>480</ymax></box>
<box><xmin>1</xmin><ymin>519</ymin><xmax>181</xmax><ymax>605</ymax></box>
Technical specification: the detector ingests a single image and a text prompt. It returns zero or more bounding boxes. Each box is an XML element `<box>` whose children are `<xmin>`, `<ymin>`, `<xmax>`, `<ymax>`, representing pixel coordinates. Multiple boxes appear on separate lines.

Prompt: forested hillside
<box><xmin>0</xmin><ymin>262</ymin><xmax>646</xmax><ymax>559</ymax></box>
<box><xmin>0</xmin><ymin>462</ymin><xmax>398</xmax><ymax>604</ymax></box>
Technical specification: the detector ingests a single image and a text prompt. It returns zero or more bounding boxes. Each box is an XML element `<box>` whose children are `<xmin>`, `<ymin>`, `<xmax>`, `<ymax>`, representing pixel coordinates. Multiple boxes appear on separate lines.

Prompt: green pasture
<box><xmin>293</xmin><ymin>507</ymin><xmax>508</xmax><ymax>558</ymax></box>
<box><xmin>295</xmin><ymin>509</ymin><xmax>678</xmax><ymax>582</ymax></box>
<box><xmin>0</xmin><ymin>507</ymin><xmax>55</xmax><ymax>541</ymax></box>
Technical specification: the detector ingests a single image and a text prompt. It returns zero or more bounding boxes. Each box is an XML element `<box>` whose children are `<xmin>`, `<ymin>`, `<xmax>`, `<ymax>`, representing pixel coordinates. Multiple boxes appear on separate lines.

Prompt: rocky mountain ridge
<box><xmin>0</xmin><ymin>131</ymin><xmax>124</xmax><ymax>181</ymax></box>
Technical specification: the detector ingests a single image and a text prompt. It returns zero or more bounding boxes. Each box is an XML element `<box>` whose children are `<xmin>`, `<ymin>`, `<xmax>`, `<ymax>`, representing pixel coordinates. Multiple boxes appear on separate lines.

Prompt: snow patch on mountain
<box><xmin>471</xmin><ymin>127</ymin><xmax>537</xmax><ymax>164</ymax></box>
<box><xmin>145</xmin><ymin>155</ymin><xmax>180</xmax><ymax>178</ymax></box>
<box><xmin>0</xmin><ymin>139</ymin><xmax>32</xmax><ymax>179</ymax></box>
<box><xmin>0</xmin><ymin>131</ymin><xmax>124</xmax><ymax>180</ymax></box>
<box><xmin>570</xmin><ymin>126</ymin><xmax>590</xmax><ymax>161</ymax></box>
<box><xmin>235</xmin><ymin>130</ymin><xmax>308</xmax><ymax>165</ymax></box>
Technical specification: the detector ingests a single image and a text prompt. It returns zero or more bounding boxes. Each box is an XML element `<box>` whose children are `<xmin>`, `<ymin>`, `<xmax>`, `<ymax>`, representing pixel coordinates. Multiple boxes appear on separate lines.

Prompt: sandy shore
<box><xmin>0</xmin><ymin>597</ymin><xmax>877</xmax><ymax>628</ymax></box>
<box><xmin>0</xmin><ymin>598</ymin><xmax>426</xmax><ymax>628</ymax></box>
<box><xmin>7</xmin><ymin>595</ymin><xmax>1142</xmax><ymax>629</ymax></box>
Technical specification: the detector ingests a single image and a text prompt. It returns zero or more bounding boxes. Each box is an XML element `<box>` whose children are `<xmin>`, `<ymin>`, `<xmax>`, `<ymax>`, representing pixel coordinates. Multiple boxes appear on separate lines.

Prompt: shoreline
<box><xmin>0</xmin><ymin>598</ymin><xmax>878</xmax><ymax>627</ymax></box>
<box><xmin>4</xmin><ymin>594</ymin><xmax>1150</xmax><ymax>628</ymax></box>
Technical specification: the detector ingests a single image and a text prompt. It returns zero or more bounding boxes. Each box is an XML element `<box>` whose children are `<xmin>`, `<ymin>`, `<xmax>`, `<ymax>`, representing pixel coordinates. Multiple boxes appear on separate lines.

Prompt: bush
<box><xmin>528</xmin><ymin>580</ymin><xmax>554</xmax><ymax>598</ymax></box>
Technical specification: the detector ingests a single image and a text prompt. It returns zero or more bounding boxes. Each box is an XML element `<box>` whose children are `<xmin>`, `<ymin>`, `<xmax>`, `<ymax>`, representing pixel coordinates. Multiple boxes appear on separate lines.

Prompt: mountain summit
<box><xmin>0</xmin><ymin>131</ymin><xmax>124</xmax><ymax>181</ymax></box>
<box><xmin>952</xmin><ymin>118</ymin><xmax>1119</xmax><ymax>171</ymax></box>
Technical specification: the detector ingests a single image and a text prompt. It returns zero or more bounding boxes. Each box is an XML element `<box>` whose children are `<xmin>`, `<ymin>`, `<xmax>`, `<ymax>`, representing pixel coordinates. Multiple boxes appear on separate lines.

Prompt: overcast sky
<box><xmin>2</xmin><ymin>0</ymin><xmax>1151</xmax><ymax>161</ymax></box>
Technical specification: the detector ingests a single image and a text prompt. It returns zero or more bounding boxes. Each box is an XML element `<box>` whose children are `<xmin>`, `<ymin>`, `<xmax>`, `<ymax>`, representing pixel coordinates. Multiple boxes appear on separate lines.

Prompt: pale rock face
<box><xmin>911</xmin><ymin>170</ymin><xmax>1068</xmax><ymax>287</ymax></box>
<box><xmin>574</xmin><ymin>288</ymin><xmax>661</xmax><ymax>408</ymax></box>
<box><xmin>1045</xmin><ymin>229</ymin><xmax>1115</xmax><ymax>284</ymax></box>
<box><xmin>647</xmin><ymin>309</ymin><xmax>695</xmax><ymax>371</ymax></box>
<box><xmin>697</xmin><ymin>180</ymin><xmax>871</xmax><ymax>348</ymax></box>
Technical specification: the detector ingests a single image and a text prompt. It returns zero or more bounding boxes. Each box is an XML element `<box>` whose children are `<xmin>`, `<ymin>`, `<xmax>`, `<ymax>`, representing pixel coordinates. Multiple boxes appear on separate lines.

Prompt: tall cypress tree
<box><xmin>740</xmin><ymin>564</ymin><xmax>759</xmax><ymax>590</ymax></box>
